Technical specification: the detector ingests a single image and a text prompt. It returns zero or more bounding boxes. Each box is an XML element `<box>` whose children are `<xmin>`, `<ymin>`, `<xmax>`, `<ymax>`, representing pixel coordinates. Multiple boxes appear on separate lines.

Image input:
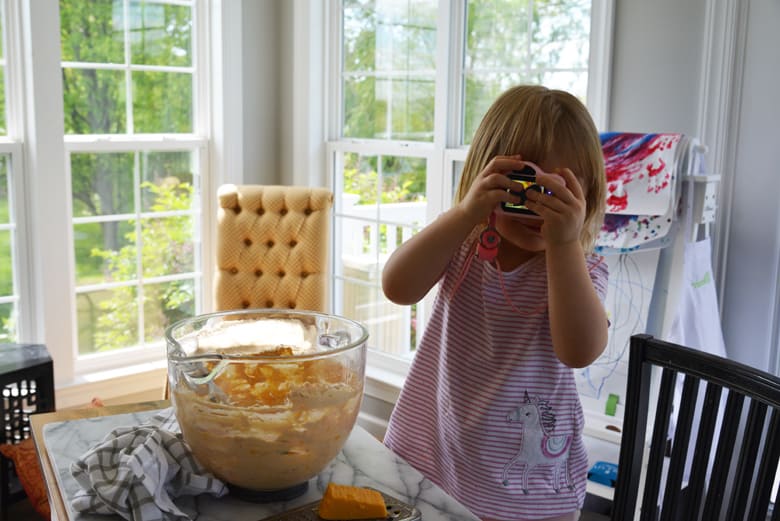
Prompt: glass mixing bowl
<box><xmin>165</xmin><ymin>309</ymin><xmax>368</xmax><ymax>502</ymax></box>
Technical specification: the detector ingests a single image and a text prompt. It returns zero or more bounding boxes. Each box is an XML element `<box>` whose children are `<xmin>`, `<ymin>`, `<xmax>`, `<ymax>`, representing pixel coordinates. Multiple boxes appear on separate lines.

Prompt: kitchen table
<box><xmin>31</xmin><ymin>400</ymin><xmax>480</xmax><ymax>521</ymax></box>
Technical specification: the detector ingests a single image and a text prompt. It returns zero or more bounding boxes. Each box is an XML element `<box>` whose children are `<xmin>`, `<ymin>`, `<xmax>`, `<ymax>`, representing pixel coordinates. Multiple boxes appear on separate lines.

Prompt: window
<box><xmin>328</xmin><ymin>0</ymin><xmax>612</xmax><ymax>370</ymax></box>
<box><xmin>5</xmin><ymin>0</ymin><xmax>212</xmax><ymax>383</ymax></box>
<box><xmin>0</xmin><ymin>0</ymin><xmax>23</xmax><ymax>343</ymax></box>
<box><xmin>60</xmin><ymin>0</ymin><xmax>204</xmax><ymax>358</ymax></box>
<box><xmin>63</xmin><ymin>0</ymin><xmax>207</xmax><ymax>367</ymax></box>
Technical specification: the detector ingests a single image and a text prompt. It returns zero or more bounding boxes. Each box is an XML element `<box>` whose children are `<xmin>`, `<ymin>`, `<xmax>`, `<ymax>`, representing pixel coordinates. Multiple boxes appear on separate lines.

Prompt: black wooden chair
<box><xmin>612</xmin><ymin>334</ymin><xmax>780</xmax><ymax>521</ymax></box>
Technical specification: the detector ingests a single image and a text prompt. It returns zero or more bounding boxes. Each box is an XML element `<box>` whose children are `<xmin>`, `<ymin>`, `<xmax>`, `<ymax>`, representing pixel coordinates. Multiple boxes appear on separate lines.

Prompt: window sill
<box><xmin>364</xmin><ymin>363</ymin><xmax>405</xmax><ymax>404</ymax></box>
<box><xmin>55</xmin><ymin>360</ymin><xmax>167</xmax><ymax>409</ymax></box>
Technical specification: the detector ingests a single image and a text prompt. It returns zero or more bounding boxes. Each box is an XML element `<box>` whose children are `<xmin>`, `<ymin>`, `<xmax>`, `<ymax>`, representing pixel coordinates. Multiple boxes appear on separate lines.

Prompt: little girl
<box><xmin>382</xmin><ymin>85</ymin><xmax>608</xmax><ymax>521</ymax></box>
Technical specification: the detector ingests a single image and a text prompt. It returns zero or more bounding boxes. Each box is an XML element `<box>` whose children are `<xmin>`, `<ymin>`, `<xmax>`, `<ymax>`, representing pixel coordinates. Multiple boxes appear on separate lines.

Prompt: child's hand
<box><xmin>524</xmin><ymin>168</ymin><xmax>586</xmax><ymax>246</ymax></box>
<box><xmin>459</xmin><ymin>155</ymin><xmax>526</xmax><ymax>225</ymax></box>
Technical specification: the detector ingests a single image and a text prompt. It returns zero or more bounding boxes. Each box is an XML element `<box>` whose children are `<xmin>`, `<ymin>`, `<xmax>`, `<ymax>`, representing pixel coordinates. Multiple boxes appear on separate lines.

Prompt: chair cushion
<box><xmin>0</xmin><ymin>437</ymin><xmax>50</xmax><ymax>519</ymax></box>
<box><xmin>215</xmin><ymin>184</ymin><xmax>333</xmax><ymax>311</ymax></box>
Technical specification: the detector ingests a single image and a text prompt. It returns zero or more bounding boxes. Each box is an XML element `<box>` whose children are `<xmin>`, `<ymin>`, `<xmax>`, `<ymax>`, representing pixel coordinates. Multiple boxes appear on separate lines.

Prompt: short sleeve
<box><xmin>586</xmin><ymin>253</ymin><xmax>609</xmax><ymax>303</ymax></box>
<box><xmin>438</xmin><ymin>238</ymin><xmax>476</xmax><ymax>294</ymax></box>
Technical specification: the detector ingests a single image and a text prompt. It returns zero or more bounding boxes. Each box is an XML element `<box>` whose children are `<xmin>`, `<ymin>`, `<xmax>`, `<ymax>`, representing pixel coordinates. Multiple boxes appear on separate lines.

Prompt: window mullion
<box><xmin>21</xmin><ymin>0</ymin><xmax>77</xmax><ymax>381</ymax></box>
<box><xmin>124</xmin><ymin>0</ymin><xmax>133</xmax><ymax>134</ymax></box>
<box><xmin>429</xmin><ymin>0</ymin><xmax>462</xmax><ymax>224</ymax></box>
<box><xmin>2</xmin><ymin>0</ymin><xmax>31</xmax><ymax>343</ymax></box>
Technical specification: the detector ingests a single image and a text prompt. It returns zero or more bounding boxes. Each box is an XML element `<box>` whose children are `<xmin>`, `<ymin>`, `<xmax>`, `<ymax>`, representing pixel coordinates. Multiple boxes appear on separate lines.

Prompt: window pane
<box><xmin>1</xmin><ymin>1</ymin><xmax>7</xmax><ymax>135</ymax></box>
<box><xmin>142</xmin><ymin>279</ymin><xmax>195</xmax><ymax>342</ymax></box>
<box><xmin>0</xmin><ymin>68</ymin><xmax>6</xmax><ymax>136</ymax></box>
<box><xmin>343</xmin><ymin>76</ymin><xmax>436</xmax><ymax>141</ymax></box>
<box><xmin>463</xmin><ymin>73</ymin><xmax>532</xmax><ymax>142</ymax></box>
<box><xmin>0</xmin><ymin>153</ymin><xmax>15</xmax><ymax>342</ymax></box>
<box><xmin>73</xmin><ymin>149</ymin><xmax>199</xmax><ymax>312</ymax></box>
<box><xmin>0</xmin><ymin>2</ymin><xmax>4</xmax><ymax>57</ymax></box>
<box><xmin>129</xmin><ymin>1</ymin><xmax>192</xmax><ymax>67</ymax></box>
<box><xmin>378</xmin><ymin>155</ymin><xmax>427</xmax><ymax>212</ymax></box>
<box><xmin>71</xmin><ymin>153</ymin><xmax>134</xmax><ymax>217</ymax></box>
<box><xmin>342</xmin><ymin>0</ymin><xmax>437</xmax><ymax>141</ymax></box>
<box><xmin>337</xmin><ymin>278</ymin><xmax>416</xmax><ymax>356</ymax></box>
<box><xmin>532</xmin><ymin>1</ymin><xmax>590</xmax><ymax>70</ymax></box>
<box><xmin>77</xmin><ymin>287</ymin><xmax>139</xmax><ymax>354</ymax></box>
<box><xmin>133</xmin><ymin>71</ymin><xmax>192</xmax><ymax>133</ymax></box>
<box><xmin>0</xmin><ymin>302</ymin><xmax>14</xmax><ymax>343</ymax></box>
<box><xmin>336</xmin><ymin>151</ymin><xmax>426</xmax><ymax>358</ymax></box>
<box><xmin>344</xmin><ymin>0</ymin><xmax>437</xmax><ymax>72</ymax></box>
<box><xmin>463</xmin><ymin>0</ymin><xmax>591</xmax><ymax>144</ymax></box>
<box><xmin>0</xmin><ymin>155</ymin><xmax>8</xmax><ymax>223</ymax></box>
<box><xmin>74</xmin><ymin>220</ymin><xmax>136</xmax><ymax>285</ymax></box>
<box><xmin>140</xmin><ymin>151</ymin><xmax>196</xmax><ymax>212</ymax></box>
<box><xmin>62</xmin><ymin>68</ymin><xmax>127</xmax><ymax>134</ymax></box>
<box><xmin>540</xmin><ymin>70</ymin><xmax>588</xmax><ymax>97</ymax></box>
<box><xmin>140</xmin><ymin>215</ymin><xmax>195</xmax><ymax>277</ymax></box>
<box><xmin>466</xmin><ymin>0</ymin><xmax>531</xmax><ymax>70</ymax></box>
<box><xmin>60</xmin><ymin>0</ymin><xmax>124</xmax><ymax>63</ymax></box>
<box><xmin>0</xmin><ymin>230</ymin><xmax>11</xmax><ymax>296</ymax></box>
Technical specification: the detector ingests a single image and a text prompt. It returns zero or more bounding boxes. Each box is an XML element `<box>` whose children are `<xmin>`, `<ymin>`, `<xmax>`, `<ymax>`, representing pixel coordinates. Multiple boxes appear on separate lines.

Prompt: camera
<box><xmin>500</xmin><ymin>162</ymin><xmax>558</xmax><ymax>218</ymax></box>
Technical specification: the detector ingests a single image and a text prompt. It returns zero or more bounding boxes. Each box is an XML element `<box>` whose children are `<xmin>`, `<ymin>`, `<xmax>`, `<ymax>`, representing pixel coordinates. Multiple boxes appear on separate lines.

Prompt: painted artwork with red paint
<box><xmin>600</xmin><ymin>133</ymin><xmax>682</xmax><ymax>215</ymax></box>
<box><xmin>596</xmin><ymin>133</ymin><xmax>683</xmax><ymax>253</ymax></box>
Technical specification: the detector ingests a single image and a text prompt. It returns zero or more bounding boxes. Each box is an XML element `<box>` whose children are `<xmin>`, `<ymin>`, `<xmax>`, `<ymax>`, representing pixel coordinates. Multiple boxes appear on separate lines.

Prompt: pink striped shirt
<box><xmin>384</xmin><ymin>241</ymin><xmax>609</xmax><ymax>520</ymax></box>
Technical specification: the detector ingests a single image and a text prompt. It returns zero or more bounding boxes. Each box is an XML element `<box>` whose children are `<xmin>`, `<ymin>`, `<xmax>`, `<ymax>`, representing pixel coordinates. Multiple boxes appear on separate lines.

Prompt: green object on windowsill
<box><xmin>605</xmin><ymin>393</ymin><xmax>619</xmax><ymax>416</ymax></box>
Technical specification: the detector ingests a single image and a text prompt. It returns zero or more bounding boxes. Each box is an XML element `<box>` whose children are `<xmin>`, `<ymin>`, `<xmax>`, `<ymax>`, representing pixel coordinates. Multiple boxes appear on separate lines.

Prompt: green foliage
<box><xmin>89</xmin><ymin>179</ymin><xmax>194</xmax><ymax>352</ymax></box>
<box><xmin>342</xmin><ymin>154</ymin><xmax>425</xmax><ymax>205</ymax></box>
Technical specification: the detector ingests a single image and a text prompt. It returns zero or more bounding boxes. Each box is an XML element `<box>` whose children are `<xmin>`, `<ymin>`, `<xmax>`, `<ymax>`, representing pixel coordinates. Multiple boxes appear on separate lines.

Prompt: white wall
<box><xmin>240</xmin><ymin>0</ymin><xmax>281</xmax><ymax>185</ymax></box>
<box><xmin>718</xmin><ymin>1</ymin><xmax>780</xmax><ymax>371</ymax></box>
<box><xmin>609</xmin><ymin>0</ymin><xmax>706</xmax><ymax>134</ymax></box>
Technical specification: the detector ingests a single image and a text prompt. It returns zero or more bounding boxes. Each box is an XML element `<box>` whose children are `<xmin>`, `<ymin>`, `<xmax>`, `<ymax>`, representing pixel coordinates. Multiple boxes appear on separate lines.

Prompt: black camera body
<box><xmin>500</xmin><ymin>163</ymin><xmax>557</xmax><ymax>218</ymax></box>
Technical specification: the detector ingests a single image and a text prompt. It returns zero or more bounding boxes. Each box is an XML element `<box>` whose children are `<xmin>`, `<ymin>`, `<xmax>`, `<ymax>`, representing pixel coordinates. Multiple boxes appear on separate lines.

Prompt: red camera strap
<box><xmin>477</xmin><ymin>211</ymin><xmax>500</xmax><ymax>262</ymax></box>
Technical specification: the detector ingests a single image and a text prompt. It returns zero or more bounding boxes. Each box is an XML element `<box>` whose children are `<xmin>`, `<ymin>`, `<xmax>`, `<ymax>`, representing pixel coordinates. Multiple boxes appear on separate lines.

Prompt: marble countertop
<box><xmin>42</xmin><ymin>407</ymin><xmax>480</xmax><ymax>521</ymax></box>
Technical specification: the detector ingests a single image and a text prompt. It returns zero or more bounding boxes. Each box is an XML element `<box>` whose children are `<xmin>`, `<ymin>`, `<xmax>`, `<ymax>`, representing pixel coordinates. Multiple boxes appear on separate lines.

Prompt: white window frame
<box><xmin>320</xmin><ymin>0</ymin><xmax>615</xmax><ymax>387</ymax></box>
<box><xmin>64</xmin><ymin>136</ymin><xmax>209</xmax><ymax>374</ymax></box>
<box><xmin>0</xmin><ymin>0</ymin><xmax>29</xmax><ymax>342</ymax></box>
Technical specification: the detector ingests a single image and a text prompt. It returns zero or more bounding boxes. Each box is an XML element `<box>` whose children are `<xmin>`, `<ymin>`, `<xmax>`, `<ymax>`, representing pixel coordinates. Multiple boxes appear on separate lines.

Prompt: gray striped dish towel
<box><xmin>70</xmin><ymin>408</ymin><xmax>228</xmax><ymax>521</ymax></box>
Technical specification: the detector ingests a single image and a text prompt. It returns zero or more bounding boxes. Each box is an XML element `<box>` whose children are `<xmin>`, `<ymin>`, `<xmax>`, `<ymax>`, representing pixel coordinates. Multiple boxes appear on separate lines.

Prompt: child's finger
<box><xmin>479</xmin><ymin>156</ymin><xmax>526</xmax><ymax>178</ymax></box>
<box><xmin>526</xmin><ymin>189</ymin><xmax>564</xmax><ymax>214</ymax></box>
<box><xmin>553</xmin><ymin>168</ymin><xmax>584</xmax><ymax>201</ymax></box>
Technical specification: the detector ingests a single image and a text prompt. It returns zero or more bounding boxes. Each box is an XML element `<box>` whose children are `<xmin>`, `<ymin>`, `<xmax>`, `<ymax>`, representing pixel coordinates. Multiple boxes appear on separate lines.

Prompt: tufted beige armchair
<box><xmin>214</xmin><ymin>184</ymin><xmax>334</xmax><ymax>312</ymax></box>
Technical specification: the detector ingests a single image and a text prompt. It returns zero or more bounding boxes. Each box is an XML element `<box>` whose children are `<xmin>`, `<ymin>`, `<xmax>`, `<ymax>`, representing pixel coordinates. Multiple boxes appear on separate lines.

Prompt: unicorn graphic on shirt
<box><xmin>501</xmin><ymin>391</ymin><xmax>573</xmax><ymax>494</ymax></box>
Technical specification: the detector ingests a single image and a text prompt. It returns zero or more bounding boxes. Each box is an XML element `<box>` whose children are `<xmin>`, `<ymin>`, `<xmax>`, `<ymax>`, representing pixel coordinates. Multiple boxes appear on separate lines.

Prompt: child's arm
<box><xmin>382</xmin><ymin>156</ymin><xmax>526</xmax><ymax>305</ymax></box>
<box><xmin>526</xmin><ymin>168</ymin><xmax>608</xmax><ymax>367</ymax></box>
<box><xmin>545</xmin><ymin>241</ymin><xmax>608</xmax><ymax>367</ymax></box>
<box><xmin>381</xmin><ymin>205</ymin><xmax>476</xmax><ymax>305</ymax></box>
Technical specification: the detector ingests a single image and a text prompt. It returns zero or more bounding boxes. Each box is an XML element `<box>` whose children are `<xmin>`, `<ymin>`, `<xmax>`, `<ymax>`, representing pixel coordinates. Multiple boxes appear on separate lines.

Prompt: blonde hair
<box><xmin>455</xmin><ymin>85</ymin><xmax>605</xmax><ymax>251</ymax></box>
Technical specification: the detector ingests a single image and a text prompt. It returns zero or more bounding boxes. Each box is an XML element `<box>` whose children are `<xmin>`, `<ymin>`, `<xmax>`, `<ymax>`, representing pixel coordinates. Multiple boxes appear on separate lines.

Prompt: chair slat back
<box><xmin>613</xmin><ymin>334</ymin><xmax>780</xmax><ymax>521</ymax></box>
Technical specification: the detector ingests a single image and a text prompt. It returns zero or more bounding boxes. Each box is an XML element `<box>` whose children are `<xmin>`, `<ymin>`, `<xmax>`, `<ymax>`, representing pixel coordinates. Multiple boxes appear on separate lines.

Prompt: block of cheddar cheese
<box><xmin>318</xmin><ymin>483</ymin><xmax>387</xmax><ymax>520</ymax></box>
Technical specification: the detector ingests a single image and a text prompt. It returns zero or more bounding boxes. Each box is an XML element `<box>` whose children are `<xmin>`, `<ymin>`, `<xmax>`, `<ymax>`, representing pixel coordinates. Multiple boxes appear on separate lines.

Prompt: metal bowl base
<box><xmin>228</xmin><ymin>481</ymin><xmax>309</xmax><ymax>503</ymax></box>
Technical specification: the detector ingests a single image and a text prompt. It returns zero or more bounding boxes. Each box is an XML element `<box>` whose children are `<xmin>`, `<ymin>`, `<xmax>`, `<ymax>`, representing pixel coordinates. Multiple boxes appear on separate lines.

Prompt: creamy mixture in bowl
<box><xmin>166</xmin><ymin>310</ymin><xmax>368</xmax><ymax>493</ymax></box>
